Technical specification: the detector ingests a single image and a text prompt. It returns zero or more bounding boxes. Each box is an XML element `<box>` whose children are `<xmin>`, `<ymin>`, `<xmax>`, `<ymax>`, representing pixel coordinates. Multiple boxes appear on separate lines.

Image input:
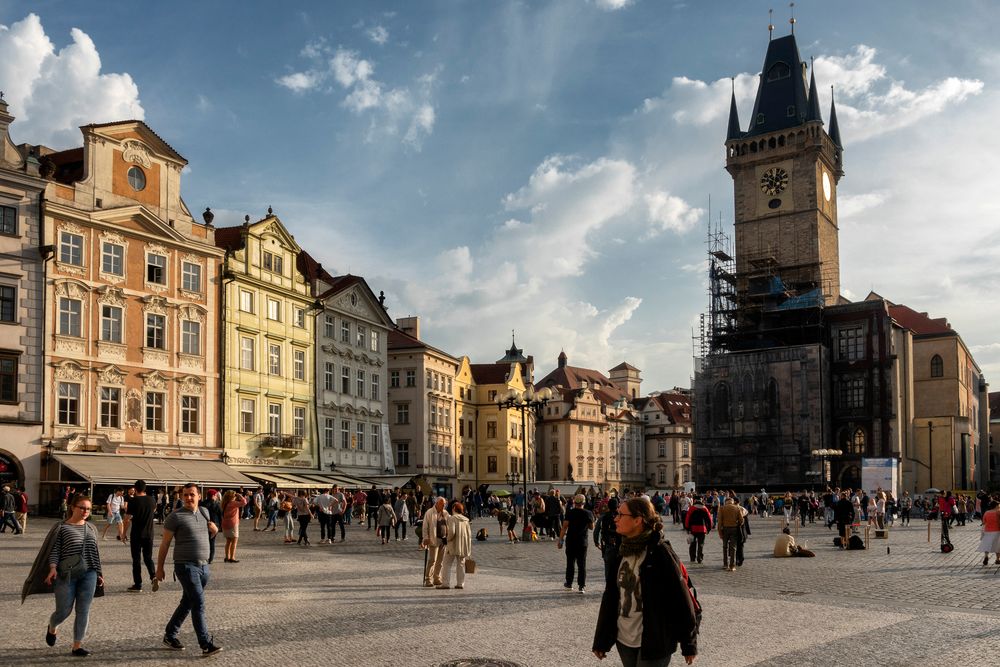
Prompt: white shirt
<box><xmin>313</xmin><ymin>493</ymin><xmax>333</xmax><ymax>514</ymax></box>
<box><xmin>616</xmin><ymin>551</ymin><xmax>647</xmax><ymax>648</ymax></box>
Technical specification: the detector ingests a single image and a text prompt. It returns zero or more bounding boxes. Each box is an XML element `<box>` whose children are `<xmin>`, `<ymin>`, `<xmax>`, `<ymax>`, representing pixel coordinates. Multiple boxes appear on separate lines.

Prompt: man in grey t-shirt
<box><xmin>156</xmin><ymin>483</ymin><xmax>221</xmax><ymax>656</ymax></box>
<box><xmin>329</xmin><ymin>485</ymin><xmax>347</xmax><ymax>543</ymax></box>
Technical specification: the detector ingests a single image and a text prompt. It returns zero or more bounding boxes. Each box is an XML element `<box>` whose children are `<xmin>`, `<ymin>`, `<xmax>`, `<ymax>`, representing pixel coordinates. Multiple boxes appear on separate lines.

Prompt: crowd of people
<box><xmin>21</xmin><ymin>478</ymin><xmax>1000</xmax><ymax>664</ymax></box>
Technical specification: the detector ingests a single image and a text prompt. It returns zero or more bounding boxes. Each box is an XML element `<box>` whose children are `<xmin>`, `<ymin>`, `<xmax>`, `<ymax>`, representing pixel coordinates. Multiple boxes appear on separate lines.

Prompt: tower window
<box><xmin>786</xmin><ymin>105</ymin><xmax>795</xmax><ymax>117</ymax></box>
<box><xmin>930</xmin><ymin>354</ymin><xmax>943</xmax><ymax>378</ymax></box>
<box><xmin>766</xmin><ymin>62</ymin><xmax>791</xmax><ymax>81</ymax></box>
<box><xmin>756</xmin><ymin>113</ymin><xmax>765</xmax><ymax>126</ymax></box>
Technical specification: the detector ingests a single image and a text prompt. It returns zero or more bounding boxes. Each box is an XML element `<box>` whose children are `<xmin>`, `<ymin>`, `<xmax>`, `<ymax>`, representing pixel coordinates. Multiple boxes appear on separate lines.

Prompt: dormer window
<box><xmin>263</xmin><ymin>251</ymin><xmax>283</xmax><ymax>275</ymax></box>
<box><xmin>756</xmin><ymin>113</ymin><xmax>765</xmax><ymax>126</ymax></box>
<box><xmin>766</xmin><ymin>61</ymin><xmax>791</xmax><ymax>81</ymax></box>
<box><xmin>786</xmin><ymin>105</ymin><xmax>796</xmax><ymax>117</ymax></box>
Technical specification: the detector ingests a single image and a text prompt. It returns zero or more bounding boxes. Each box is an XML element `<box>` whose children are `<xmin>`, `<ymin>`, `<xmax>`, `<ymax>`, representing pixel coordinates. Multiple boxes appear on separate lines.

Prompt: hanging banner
<box><xmin>861</xmin><ymin>458</ymin><xmax>897</xmax><ymax>497</ymax></box>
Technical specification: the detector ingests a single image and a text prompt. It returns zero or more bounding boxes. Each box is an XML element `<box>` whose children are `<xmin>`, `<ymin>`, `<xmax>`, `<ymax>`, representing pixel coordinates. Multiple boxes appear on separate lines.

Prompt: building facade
<box><xmin>309</xmin><ymin>266</ymin><xmax>394</xmax><ymax>478</ymax></box>
<box><xmin>387</xmin><ymin>317</ymin><xmax>460</xmax><ymax>497</ymax></box>
<box><xmin>638</xmin><ymin>391</ymin><xmax>693</xmax><ymax>489</ymax></box>
<box><xmin>216</xmin><ymin>214</ymin><xmax>316</xmax><ymax>476</ymax></box>
<box><xmin>0</xmin><ymin>99</ymin><xmax>46</xmax><ymax>501</ymax></box>
<box><xmin>39</xmin><ymin>122</ymin><xmax>222</xmax><ymax>488</ymax></box>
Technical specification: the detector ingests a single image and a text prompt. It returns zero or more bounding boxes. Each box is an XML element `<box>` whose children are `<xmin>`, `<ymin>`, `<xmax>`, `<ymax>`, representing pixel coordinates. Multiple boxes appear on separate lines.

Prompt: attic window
<box><xmin>127</xmin><ymin>166</ymin><xmax>146</xmax><ymax>192</ymax></box>
<box><xmin>786</xmin><ymin>105</ymin><xmax>796</xmax><ymax>117</ymax></box>
<box><xmin>756</xmin><ymin>113</ymin><xmax>765</xmax><ymax>126</ymax></box>
<box><xmin>766</xmin><ymin>62</ymin><xmax>791</xmax><ymax>81</ymax></box>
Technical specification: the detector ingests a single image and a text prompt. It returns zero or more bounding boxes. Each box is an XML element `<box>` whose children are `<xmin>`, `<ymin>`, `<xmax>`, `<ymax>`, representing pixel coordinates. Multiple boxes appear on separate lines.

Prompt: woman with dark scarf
<box><xmin>592</xmin><ymin>496</ymin><xmax>699</xmax><ymax>667</ymax></box>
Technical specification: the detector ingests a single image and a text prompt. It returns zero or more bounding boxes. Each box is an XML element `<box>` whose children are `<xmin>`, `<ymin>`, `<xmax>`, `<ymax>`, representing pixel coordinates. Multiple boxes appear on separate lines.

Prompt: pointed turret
<box><xmin>746</xmin><ymin>34</ymin><xmax>809</xmax><ymax>137</ymax></box>
<box><xmin>828</xmin><ymin>87</ymin><xmax>842</xmax><ymax>148</ymax></box>
<box><xmin>806</xmin><ymin>64</ymin><xmax>822</xmax><ymax>123</ymax></box>
<box><xmin>726</xmin><ymin>82</ymin><xmax>742</xmax><ymax>140</ymax></box>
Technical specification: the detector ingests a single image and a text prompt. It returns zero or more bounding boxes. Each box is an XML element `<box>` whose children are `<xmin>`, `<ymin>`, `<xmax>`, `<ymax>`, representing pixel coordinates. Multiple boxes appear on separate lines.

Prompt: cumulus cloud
<box><xmin>644</xmin><ymin>190</ymin><xmax>703</xmax><ymax>234</ymax></box>
<box><xmin>812</xmin><ymin>45</ymin><xmax>983</xmax><ymax>142</ymax></box>
<box><xmin>276</xmin><ymin>44</ymin><xmax>437</xmax><ymax>149</ymax></box>
<box><xmin>0</xmin><ymin>14</ymin><xmax>144</xmax><ymax>148</ymax></box>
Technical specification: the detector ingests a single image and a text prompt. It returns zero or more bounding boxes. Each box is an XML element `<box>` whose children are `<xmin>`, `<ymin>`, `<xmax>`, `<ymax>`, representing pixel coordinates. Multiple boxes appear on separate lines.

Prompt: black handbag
<box><xmin>56</xmin><ymin>554</ymin><xmax>87</xmax><ymax>580</ymax></box>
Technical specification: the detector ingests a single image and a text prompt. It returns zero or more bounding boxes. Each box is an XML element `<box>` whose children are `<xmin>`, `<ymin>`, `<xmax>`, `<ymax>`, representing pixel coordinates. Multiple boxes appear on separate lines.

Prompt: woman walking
<box><xmin>44</xmin><ymin>494</ymin><xmax>103</xmax><ymax>657</ymax></box>
<box><xmin>979</xmin><ymin>497</ymin><xmax>1000</xmax><ymax>566</ymax></box>
<box><xmin>280</xmin><ymin>493</ymin><xmax>295</xmax><ymax>543</ymax></box>
<box><xmin>377</xmin><ymin>497</ymin><xmax>396</xmax><ymax>545</ymax></box>
<box><xmin>264</xmin><ymin>490</ymin><xmax>279</xmax><ymax>531</ymax></box>
<box><xmin>592</xmin><ymin>496</ymin><xmax>699</xmax><ymax>667</ymax></box>
<box><xmin>220</xmin><ymin>490</ymin><xmax>247</xmax><ymax>563</ymax></box>
<box><xmin>438</xmin><ymin>501</ymin><xmax>472</xmax><ymax>589</ymax></box>
<box><xmin>293</xmin><ymin>490</ymin><xmax>313</xmax><ymax>546</ymax></box>
<box><xmin>394</xmin><ymin>492</ymin><xmax>410</xmax><ymax>541</ymax></box>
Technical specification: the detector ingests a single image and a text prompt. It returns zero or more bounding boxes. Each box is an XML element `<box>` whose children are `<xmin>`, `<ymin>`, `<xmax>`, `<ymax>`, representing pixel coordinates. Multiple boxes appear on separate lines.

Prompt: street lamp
<box><xmin>811</xmin><ymin>449</ymin><xmax>843</xmax><ymax>486</ymax></box>
<box><xmin>497</xmin><ymin>386</ymin><xmax>553</xmax><ymax>538</ymax></box>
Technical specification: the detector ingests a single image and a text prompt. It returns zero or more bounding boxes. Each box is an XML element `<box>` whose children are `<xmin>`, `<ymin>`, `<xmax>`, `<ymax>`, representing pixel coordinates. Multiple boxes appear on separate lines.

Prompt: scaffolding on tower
<box><xmin>702</xmin><ymin>214</ymin><xmax>738</xmax><ymax>356</ymax></box>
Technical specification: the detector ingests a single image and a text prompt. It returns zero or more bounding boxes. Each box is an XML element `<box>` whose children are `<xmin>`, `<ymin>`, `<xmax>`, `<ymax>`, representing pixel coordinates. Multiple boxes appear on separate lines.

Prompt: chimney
<box><xmin>396</xmin><ymin>316</ymin><xmax>420</xmax><ymax>340</ymax></box>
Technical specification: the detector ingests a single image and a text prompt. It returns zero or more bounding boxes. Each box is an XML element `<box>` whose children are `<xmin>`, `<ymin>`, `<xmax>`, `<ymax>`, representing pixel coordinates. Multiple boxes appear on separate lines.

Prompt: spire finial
<box><xmin>768</xmin><ymin>9</ymin><xmax>774</xmax><ymax>40</ymax></box>
<box><xmin>267</xmin><ymin>205</ymin><xmax>273</xmax><ymax>216</ymax></box>
<box><xmin>789</xmin><ymin>2</ymin><xmax>796</xmax><ymax>34</ymax></box>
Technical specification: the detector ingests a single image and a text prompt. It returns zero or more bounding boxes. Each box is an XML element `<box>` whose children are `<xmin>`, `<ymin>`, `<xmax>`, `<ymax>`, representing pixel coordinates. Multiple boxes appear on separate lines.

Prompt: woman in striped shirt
<box><xmin>43</xmin><ymin>494</ymin><xmax>103</xmax><ymax>657</ymax></box>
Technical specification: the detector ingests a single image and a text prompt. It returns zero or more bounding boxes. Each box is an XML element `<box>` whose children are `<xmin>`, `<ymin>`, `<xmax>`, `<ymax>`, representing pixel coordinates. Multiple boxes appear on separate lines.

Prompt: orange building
<box><xmin>36</xmin><ymin>121</ymin><xmax>234</xmax><ymax>499</ymax></box>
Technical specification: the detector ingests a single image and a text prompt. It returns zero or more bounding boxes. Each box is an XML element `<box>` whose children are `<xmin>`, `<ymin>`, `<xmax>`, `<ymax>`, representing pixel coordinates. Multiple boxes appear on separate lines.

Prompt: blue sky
<box><xmin>2</xmin><ymin>1</ymin><xmax>998</xmax><ymax>391</ymax></box>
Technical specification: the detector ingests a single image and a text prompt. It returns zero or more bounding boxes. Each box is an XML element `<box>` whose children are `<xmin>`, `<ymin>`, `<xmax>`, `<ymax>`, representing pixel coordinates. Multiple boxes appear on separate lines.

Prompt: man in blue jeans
<box><xmin>155</xmin><ymin>483</ymin><xmax>222</xmax><ymax>656</ymax></box>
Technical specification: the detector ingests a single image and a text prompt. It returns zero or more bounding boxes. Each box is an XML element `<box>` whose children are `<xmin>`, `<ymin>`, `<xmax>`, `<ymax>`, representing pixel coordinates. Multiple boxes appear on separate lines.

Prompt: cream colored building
<box><xmin>386</xmin><ymin>316</ymin><xmax>460</xmax><ymax>497</ymax></box>
<box><xmin>0</xmin><ymin>98</ymin><xmax>47</xmax><ymax>502</ymax></box>
<box><xmin>215</xmin><ymin>213</ymin><xmax>316</xmax><ymax>476</ymax></box>
<box><xmin>305</xmin><ymin>259</ymin><xmax>394</xmax><ymax>478</ymax></box>
<box><xmin>534</xmin><ymin>352</ymin><xmax>644</xmax><ymax>491</ymax></box>
<box><xmin>637</xmin><ymin>391</ymin><xmax>693</xmax><ymax>488</ymax></box>
<box><xmin>36</xmin><ymin>121</ymin><xmax>227</xmax><ymax>502</ymax></box>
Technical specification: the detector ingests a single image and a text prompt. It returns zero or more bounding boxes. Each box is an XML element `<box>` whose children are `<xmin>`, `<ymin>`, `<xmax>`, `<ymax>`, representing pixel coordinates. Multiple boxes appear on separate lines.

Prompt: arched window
<box><xmin>742</xmin><ymin>374</ymin><xmax>754</xmax><ymax>401</ymax></box>
<box><xmin>837</xmin><ymin>428</ymin><xmax>851</xmax><ymax>451</ymax></box>
<box><xmin>851</xmin><ymin>428</ymin><xmax>866</xmax><ymax>455</ymax></box>
<box><xmin>766</xmin><ymin>378</ymin><xmax>779</xmax><ymax>417</ymax></box>
<box><xmin>930</xmin><ymin>354</ymin><xmax>943</xmax><ymax>378</ymax></box>
<box><xmin>713</xmin><ymin>383</ymin><xmax>730</xmax><ymax>424</ymax></box>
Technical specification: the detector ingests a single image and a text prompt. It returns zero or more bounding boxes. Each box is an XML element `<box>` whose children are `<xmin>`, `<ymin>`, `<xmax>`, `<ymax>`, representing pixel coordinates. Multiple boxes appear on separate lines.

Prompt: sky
<box><xmin>1</xmin><ymin>1</ymin><xmax>998</xmax><ymax>392</ymax></box>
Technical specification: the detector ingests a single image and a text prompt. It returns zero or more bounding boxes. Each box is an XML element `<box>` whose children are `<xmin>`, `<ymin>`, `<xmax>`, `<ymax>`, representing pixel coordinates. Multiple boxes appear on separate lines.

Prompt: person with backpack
<box><xmin>595</xmin><ymin>497</ymin><xmax>623</xmax><ymax>585</ymax></box>
<box><xmin>592</xmin><ymin>496</ymin><xmax>699</xmax><ymax>666</ymax></box>
<box><xmin>683</xmin><ymin>496</ymin><xmax>713</xmax><ymax>565</ymax></box>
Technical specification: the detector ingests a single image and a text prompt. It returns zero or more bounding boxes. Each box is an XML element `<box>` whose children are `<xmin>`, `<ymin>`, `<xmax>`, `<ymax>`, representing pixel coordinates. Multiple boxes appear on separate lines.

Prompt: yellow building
<box><xmin>215</xmin><ymin>213</ymin><xmax>316</xmax><ymax>477</ymax></box>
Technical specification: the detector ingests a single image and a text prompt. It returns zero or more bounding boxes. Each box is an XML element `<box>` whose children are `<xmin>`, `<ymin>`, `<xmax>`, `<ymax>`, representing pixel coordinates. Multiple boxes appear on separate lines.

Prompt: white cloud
<box><xmin>595</xmin><ymin>0</ymin><xmax>633</xmax><ymax>10</ymax></box>
<box><xmin>644</xmin><ymin>190</ymin><xmax>703</xmax><ymax>234</ymax></box>
<box><xmin>837</xmin><ymin>191</ymin><xmax>888</xmax><ymax>221</ymax></box>
<box><xmin>277</xmin><ymin>44</ymin><xmax>437</xmax><ymax>149</ymax></box>
<box><xmin>0</xmin><ymin>14</ymin><xmax>143</xmax><ymax>148</ymax></box>
<box><xmin>367</xmin><ymin>25</ymin><xmax>389</xmax><ymax>45</ymax></box>
<box><xmin>813</xmin><ymin>46</ymin><xmax>983</xmax><ymax>143</ymax></box>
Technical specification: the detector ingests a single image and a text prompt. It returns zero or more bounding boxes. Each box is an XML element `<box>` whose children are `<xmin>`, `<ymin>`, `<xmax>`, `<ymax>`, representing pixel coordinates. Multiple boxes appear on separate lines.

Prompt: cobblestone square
<box><xmin>3</xmin><ymin>514</ymin><xmax>1000</xmax><ymax>666</ymax></box>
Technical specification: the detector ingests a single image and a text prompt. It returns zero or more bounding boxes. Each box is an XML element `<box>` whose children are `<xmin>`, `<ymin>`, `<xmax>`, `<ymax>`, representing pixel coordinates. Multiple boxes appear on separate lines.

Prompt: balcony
<box><xmin>255</xmin><ymin>433</ymin><xmax>305</xmax><ymax>452</ymax></box>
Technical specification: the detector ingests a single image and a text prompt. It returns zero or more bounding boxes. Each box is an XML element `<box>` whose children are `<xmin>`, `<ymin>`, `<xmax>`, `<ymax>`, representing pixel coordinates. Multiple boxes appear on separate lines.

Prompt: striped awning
<box><xmin>52</xmin><ymin>453</ymin><xmax>255</xmax><ymax>488</ymax></box>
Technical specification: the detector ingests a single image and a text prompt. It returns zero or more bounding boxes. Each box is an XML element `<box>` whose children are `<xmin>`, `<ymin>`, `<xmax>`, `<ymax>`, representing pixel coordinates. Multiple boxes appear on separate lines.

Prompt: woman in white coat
<box><xmin>438</xmin><ymin>501</ymin><xmax>472</xmax><ymax>590</ymax></box>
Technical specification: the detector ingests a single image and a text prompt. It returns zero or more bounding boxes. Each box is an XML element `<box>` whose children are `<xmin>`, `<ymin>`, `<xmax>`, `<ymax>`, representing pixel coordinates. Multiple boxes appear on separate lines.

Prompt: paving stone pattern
<box><xmin>2</xmin><ymin>514</ymin><xmax>999</xmax><ymax>666</ymax></box>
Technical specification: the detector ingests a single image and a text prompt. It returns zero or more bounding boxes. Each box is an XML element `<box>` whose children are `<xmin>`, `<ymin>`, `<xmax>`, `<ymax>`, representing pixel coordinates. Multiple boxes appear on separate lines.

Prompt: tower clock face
<box><xmin>822</xmin><ymin>171</ymin><xmax>832</xmax><ymax>201</ymax></box>
<box><xmin>760</xmin><ymin>167</ymin><xmax>789</xmax><ymax>196</ymax></box>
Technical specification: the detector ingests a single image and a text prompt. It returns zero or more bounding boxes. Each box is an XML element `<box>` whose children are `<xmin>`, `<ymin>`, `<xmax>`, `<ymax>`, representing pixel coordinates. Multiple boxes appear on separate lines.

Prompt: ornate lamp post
<box><xmin>811</xmin><ymin>448</ymin><xmax>843</xmax><ymax>486</ymax></box>
<box><xmin>505</xmin><ymin>471</ymin><xmax>520</xmax><ymax>493</ymax></box>
<box><xmin>497</xmin><ymin>386</ymin><xmax>553</xmax><ymax>538</ymax></box>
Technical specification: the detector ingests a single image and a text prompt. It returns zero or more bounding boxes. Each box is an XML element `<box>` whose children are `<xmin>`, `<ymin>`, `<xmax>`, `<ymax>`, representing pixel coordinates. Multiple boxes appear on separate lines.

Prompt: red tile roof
<box><xmin>388</xmin><ymin>328</ymin><xmax>426</xmax><ymax>350</ymax></box>
<box><xmin>652</xmin><ymin>392</ymin><xmax>692</xmax><ymax>425</ymax></box>
<box><xmin>609</xmin><ymin>361</ymin><xmax>640</xmax><ymax>372</ymax></box>
<box><xmin>297</xmin><ymin>249</ymin><xmax>336</xmax><ymax>284</ymax></box>
<box><xmin>888</xmin><ymin>304</ymin><xmax>952</xmax><ymax>336</ymax></box>
<box><xmin>535</xmin><ymin>364</ymin><xmax>629</xmax><ymax>405</ymax></box>
<box><xmin>213</xmin><ymin>225</ymin><xmax>245</xmax><ymax>252</ymax></box>
<box><xmin>470</xmin><ymin>363</ymin><xmax>513</xmax><ymax>385</ymax></box>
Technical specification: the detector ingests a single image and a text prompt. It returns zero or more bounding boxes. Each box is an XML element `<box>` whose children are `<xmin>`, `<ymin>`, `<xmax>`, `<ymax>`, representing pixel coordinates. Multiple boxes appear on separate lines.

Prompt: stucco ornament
<box><xmin>121</xmin><ymin>139</ymin><xmax>152</xmax><ymax>168</ymax></box>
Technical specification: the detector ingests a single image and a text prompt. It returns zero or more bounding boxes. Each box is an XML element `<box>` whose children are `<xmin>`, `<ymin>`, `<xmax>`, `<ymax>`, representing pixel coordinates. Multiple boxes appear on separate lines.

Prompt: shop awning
<box><xmin>364</xmin><ymin>474</ymin><xmax>416</xmax><ymax>488</ymax></box>
<box><xmin>52</xmin><ymin>453</ymin><xmax>255</xmax><ymax>488</ymax></box>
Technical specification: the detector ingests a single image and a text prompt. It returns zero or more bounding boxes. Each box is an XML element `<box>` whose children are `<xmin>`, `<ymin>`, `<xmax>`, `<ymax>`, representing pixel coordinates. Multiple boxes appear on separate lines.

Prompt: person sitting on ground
<box><xmin>773</xmin><ymin>527</ymin><xmax>815</xmax><ymax>558</ymax></box>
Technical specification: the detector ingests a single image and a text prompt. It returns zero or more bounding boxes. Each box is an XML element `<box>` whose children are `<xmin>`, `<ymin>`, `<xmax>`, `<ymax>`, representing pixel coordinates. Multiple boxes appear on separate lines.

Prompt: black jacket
<box><xmin>834</xmin><ymin>499</ymin><xmax>855</xmax><ymax>523</ymax></box>
<box><xmin>593</xmin><ymin>533</ymin><xmax>698</xmax><ymax>660</ymax></box>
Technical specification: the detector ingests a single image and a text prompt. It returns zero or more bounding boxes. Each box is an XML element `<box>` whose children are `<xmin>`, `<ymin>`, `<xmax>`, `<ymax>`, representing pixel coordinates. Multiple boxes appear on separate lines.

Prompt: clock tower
<box><xmin>725</xmin><ymin>33</ymin><xmax>844</xmax><ymax>310</ymax></box>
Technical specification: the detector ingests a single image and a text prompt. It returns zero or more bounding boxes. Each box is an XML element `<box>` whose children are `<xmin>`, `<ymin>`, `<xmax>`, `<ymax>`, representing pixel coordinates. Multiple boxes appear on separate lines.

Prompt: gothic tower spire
<box><xmin>727</xmin><ymin>78</ymin><xmax>742</xmax><ymax>140</ymax></box>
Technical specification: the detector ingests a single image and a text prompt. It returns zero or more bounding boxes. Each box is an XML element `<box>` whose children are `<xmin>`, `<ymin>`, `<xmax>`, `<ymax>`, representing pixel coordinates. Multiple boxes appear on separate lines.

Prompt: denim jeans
<box><xmin>616</xmin><ymin>641</ymin><xmax>673</xmax><ymax>667</ymax></box>
<box><xmin>166</xmin><ymin>563</ymin><xmax>212</xmax><ymax>649</ymax></box>
<box><xmin>297</xmin><ymin>515</ymin><xmax>311</xmax><ymax>543</ymax></box>
<box><xmin>317</xmin><ymin>512</ymin><xmax>331</xmax><ymax>540</ymax></box>
<box><xmin>331</xmin><ymin>513</ymin><xmax>346</xmax><ymax>540</ymax></box>
<box><xmin>50</xmin><ymin>569</ymin><xmax>97</xmax><ymax>643</ymax></box>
